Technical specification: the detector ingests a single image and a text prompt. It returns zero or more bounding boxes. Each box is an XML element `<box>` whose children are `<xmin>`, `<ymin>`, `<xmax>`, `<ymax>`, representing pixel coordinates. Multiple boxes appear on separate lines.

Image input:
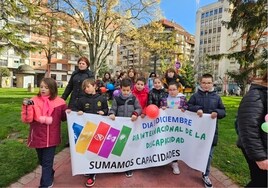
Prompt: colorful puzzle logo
<box><xmin>72</xmin><ymin>121</ymin><xmax>131</xmax><ymax>158</ymax></box>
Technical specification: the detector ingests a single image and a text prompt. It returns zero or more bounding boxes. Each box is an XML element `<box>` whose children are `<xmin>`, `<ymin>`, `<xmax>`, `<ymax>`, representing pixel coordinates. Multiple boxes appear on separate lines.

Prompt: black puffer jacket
<box><xmin>74</xmin><ymin>93</ymin><xmax>108</xmax><ymax>115</ymax></box>
<box><xmin>148</xmin><ymin>88</ymin><xmax>168</xmax><ymax>108</ymax></box>
<box><xmin>61</xmin><ymin>69</ymin><xmax>94</xmax><ymax>108</ymax></box>
<box><xmin>237</xmin><ymin>84</ymin><xmax>267</xmax><ymax>161</ymax></box>
<box><xmin>187</xmin><ymin>87</ymin><xmax>226</xmax><ymax>146</ymax></box>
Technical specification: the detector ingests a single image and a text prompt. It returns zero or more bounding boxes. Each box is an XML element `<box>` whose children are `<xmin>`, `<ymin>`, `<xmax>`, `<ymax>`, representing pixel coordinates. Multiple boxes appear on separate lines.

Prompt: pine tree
<box><xmin>0</xmin><ymin>0</ymin><xmax>37</xmax><ymax>56</ymax></box>
<box><xmin>209</xmin><ymin>0</ymin><xmax>267</xmax><ymax>95</ymax></box>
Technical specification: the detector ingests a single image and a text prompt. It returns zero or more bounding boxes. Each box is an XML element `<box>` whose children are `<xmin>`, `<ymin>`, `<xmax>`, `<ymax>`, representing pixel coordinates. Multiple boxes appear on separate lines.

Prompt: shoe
<box><xmin>48</xmin><ymin>183</ymin><xmax>53</xmax><ymax>188</ymax></box>
<box><xmin>171</xmin><ymin>162</ymin><xmax>180</xmax><ymax>175</ymax></box>
<box><xmin>202</xmin><ymin>174</ymin><xmax>213</xmax><ymax>188</ymax></box>
<box><xmin>125</xmin><ymin>170</ymin><xmax>133</xmax><ymax>178</ymax></box>
<box><xmin>65</xmin><ymin>142</ymin><xmax>70</xmax><ymax>147</ymax></box>
<box><xmin>85</xmin><ymin>174</ymin><xmax>96</xmax><ymax>187</ymax></box>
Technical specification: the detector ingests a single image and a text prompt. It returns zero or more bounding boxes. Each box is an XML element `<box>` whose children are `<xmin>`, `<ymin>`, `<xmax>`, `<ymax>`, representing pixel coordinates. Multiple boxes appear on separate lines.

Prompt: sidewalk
<box><xmin>9</xmin><ymin>148</ymin><xmax>240</xmax><ymax>188</ymax></box>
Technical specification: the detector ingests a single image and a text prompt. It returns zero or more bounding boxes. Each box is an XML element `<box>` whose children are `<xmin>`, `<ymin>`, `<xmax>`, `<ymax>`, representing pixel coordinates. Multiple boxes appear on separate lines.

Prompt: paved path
<box><xmin>9</xmin><ymin>148</ymin><xmax>240</xmax><ymax>188</ymax></box>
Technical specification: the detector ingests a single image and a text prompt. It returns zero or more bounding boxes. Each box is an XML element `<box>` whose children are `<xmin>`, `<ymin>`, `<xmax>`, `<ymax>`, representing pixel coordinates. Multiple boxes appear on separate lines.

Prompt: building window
<box><xmin>214</xmin><ymin>9</ymin><xmax>218</xmax><ymax>14</ymax></box>
<box><xmin>209</xmin><ymin>29</ymin><xmax>212</xmax><ymax>34</ymax></box>
<box><xmin>201</xmin><ymin>13</ymin><xmax>205</xmax><ymax>18</ymax></box>
<box><xmin>200</xmin><ymin>39</ymin><xmax>203</xmax><ymax>45</ymax></box>
<box><xmin>210</xmin><ymin>11</ymin><xmax>213</xmax><ymax>16</ymax></box>
<box><xmin>33</xmin><ymin>61</ymin><xmax>36</xmax><ymax>66</ymax></box>
<box><xmin>213</xmin><ymin>28</ymin><xmax>216</xmax><ymax>33</ymax></box>
<box><xmin>205</xmin><ymin>30</ymin><xmax>208</xmax><ymax>35</ymax></box>
<box><xmin>212</xmin><ymin>36</ymin><xmax>216</xmax><ymax>43</ymax></box>
<box><xmin>200</xmin><ymin>30</ymin><xmax>204</xmax><ymax>35</ymax></box>
<box><xmin>219</xmin><ymin>7</ymin><xmax>222</xmax><ymax>13</ymax></box>
<box><xmin>213</xmin><ymin>17</ymin><xmax>217</xmax><ymax>24</ymax></box>
<box><xmin>209</xmin><ymin>20</ymin><xmax>212</xmax><ymax>25</ymax></box>
<box><xmin>62</xmin><ymin>64</ymin><xmax>67</xmax><ymax>70</ymax></box>
<box><xmin>218</xmin><ymin>17</ymin><xmax>222</xmax><ymax>24</ymax></box>
<box><xmin>208</xmin><ymin>38</ymin><xmax>211</xmax><ymax>43</ymax></box>
<box><xmin>205</xmin><ymin>12</ymin><xmax>209</xmax><ymax>17</ymax></box>
<box><xmin>217</xmin><ymin>27</ymin><xmax>221</xmax><ymax>32</ymax></box>
<box><xmin>217</xmin><ymin>35</ymin><xmax>220</xmax><ymax>42</ymax></box>
<box><xmin>204</xmin><ymin>39</ymin><xmax>207</xmax><ymax>44</ymax></box>
<box><xmin>62</xmin><ymin>75</ymin><xmax>67</xmax><ymax>81</ymax></box>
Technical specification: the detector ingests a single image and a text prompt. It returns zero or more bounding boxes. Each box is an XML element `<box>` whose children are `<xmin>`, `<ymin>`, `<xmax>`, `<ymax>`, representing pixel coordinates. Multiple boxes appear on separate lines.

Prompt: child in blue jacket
<box><xmin>187</xmin><ymin>73</ymin><xmax>226</xmax><ymax>188</ymax></box>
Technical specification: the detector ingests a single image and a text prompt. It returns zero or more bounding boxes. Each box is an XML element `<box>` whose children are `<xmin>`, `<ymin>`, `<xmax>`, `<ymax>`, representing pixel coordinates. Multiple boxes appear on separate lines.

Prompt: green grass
<box><xmin>213</xmin><ymin>96</ymin><xmax>250</xmax><ymax>186</ymax></box>
<box><xmin>0</xmin><ymin>88</ymin><xmax>68</xmax><ymax>187</ymax></box>
<box><xmin>0</xmin><ymin>89</ymin><xmax>249</xmax><ymax>187</ymax></box>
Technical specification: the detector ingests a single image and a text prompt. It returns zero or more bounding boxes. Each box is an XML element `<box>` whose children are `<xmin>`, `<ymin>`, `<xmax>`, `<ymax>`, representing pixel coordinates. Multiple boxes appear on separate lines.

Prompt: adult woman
<box><xmin>147</xmin><ymin>72</ymin><xmax>156</xmax><ymax>91</ymax></box>
<box><xmin>236</xmin><ymin>72</ymin><xmax>268</xmax><ymax>187</ymax></box>
<box><xmin>102</xmin><ymin>72</ymin><xmax>115</xmax><ymax>100</ymax></box>
<box><xmin>127</xmin><ymin>68</ymin><xmax>137</xmax><ymax>89</ymax></box>
<box><xmin>61</xmin><ymin>57</ymin><xmax>94</xmax><ymax>108</ymax></box>
<box><xmin>162</xmin><ymin>68</ymin><xmax>185</xmax><ymax>93</ymax></box>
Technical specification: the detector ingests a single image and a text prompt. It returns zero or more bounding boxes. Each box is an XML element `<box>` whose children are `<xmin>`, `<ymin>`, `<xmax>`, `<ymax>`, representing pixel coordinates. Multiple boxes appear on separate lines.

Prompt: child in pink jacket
<box><xmin>21</xmin><ymin>78</ymin><xmax>67</xmax><ymax>188</ymax></box>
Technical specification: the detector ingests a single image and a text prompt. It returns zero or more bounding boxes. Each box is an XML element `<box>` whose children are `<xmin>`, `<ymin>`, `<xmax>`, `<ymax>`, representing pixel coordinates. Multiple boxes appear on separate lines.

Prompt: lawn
<box><xmin>0</xmin><ymin>88</ymin><xmax>248</xmax><ymax>187</ymax></box>
<box><xmin>0</xmin><ymin>88</ymin><xmax>68</xmax><ymax>187</ymax></box>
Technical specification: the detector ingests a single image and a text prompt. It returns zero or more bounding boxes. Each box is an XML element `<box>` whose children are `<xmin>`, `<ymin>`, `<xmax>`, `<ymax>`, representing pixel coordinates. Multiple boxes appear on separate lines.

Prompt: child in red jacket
<box><xmin>21</xmin><ymin>78</ymin><xmax>67</xmax><ymax>188</ymax></box>
<box><xmin>132</xmin><ymin>77</ymin><xmax>149</xmax><ymax>118</ymax></box>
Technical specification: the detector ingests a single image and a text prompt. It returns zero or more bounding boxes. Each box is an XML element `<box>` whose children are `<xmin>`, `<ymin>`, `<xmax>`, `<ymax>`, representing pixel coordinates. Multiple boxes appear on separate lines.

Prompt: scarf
<box><xmin>39</xmin><ymin>96</ymin><xmax>54</xmax><ymax>125</ymax></box>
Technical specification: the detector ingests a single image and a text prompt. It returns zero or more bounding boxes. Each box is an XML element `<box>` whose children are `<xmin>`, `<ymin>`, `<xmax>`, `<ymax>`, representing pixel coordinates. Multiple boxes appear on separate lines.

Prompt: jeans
<box><xmin>36</xmin><ymin>146</ymin><xmax>56</xmax><ymax>188</ymax></box>
<box><xmin>204</xmin><ymin>146</ymin><xmax>214</xmax><ymax>176</ymax></box>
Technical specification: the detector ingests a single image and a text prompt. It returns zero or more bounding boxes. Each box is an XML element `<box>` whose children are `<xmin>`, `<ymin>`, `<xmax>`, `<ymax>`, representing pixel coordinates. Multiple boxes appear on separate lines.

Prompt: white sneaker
<box><xmin>171</xmin><ymin>162</ymin><xmax>180</xmax><ymax>175</ymax></box>
<box><xmin>202</xmin><ymin>174</ymin><xmax>213</xmax><ymax>188</ymax></box>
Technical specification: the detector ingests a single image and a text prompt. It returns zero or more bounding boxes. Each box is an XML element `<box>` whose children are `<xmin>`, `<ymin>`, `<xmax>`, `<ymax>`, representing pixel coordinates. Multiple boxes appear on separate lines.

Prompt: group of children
<box><xmin>21</xmin><ymin>73</ymin><xmax>225</xmax><ymax>188</ymax></box>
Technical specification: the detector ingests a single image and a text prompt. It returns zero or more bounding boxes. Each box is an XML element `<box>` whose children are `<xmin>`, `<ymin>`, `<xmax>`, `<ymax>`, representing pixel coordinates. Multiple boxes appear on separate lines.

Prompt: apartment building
<box><xmin>0</xmin><ymin>10</ymin><xmax>31</xmax><ymax>87</ymax></box>
<box><xmin>195</xmin><ymin>0</ymin><xmax>241</xmax><ymax>91</ymax></box>
<box><xmin>119</xmin><ymin>19</ymin><xmax>195</xmax><ymax>74</ymax></box>
<box><xmin>161</xmin><ymin>19</ymin><xmax>195</xmax><ymax>64</ymax></box>
<box><xmin>0</xmin><ymin>2</ymin><xmax>119</xmax><ymax>88</ymax></box>
<box><xmin>118</xmin><ymin>36</ymin><xmax>142</xmax><ymax>72</ymax></box>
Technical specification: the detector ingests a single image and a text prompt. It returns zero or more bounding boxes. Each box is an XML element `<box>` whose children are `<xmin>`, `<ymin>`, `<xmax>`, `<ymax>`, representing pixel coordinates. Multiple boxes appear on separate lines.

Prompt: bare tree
<box><xmin>57</xmin><ymin>0</ymin><xmax>161</xmax><ymax>76</ymax></box>
<box><xmin>30</xmin><ymin>1</ymin><xmax>80</xmax><ymax>77</ymax></box>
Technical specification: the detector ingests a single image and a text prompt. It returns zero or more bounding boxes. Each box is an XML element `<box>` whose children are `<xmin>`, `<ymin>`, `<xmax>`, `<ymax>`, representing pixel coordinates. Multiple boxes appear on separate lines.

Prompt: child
<box><xmin>109</xmin><ymin>78</ymin><xmax>142</xmax><ymax>177</ymax></box>
<box><xmin>187</xmin><ymin>73</ymin><xmax>226</xmax><ymax>188</ymax></box>
<box><xmin>67</xmin><ymin>78</ymin><xmax>109</xmax><ymax>187</ymax></box>
<box><xmin>21</xmin><ymin>78</ymin><xmax>67</xmax><ymax>188</ymax></box>
<box><xmin>132</xmin><ymin>77</ymin><xmax>149</xmax><ymax>118</ymax></box>
<box><xmin>161</xmin><ymin>81</ymin><xmax>188</xmax><ymax>175</ymax></box>
<box><xmin>147</xmin><ymin>77</ymin><xmax>168</xmax><ymax>108</ymax></box>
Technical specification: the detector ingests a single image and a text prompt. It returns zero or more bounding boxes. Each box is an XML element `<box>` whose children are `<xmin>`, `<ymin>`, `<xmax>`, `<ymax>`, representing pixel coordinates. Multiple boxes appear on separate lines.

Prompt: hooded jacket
<box><xmin>187</xmin><ymin>86</ymin><xmax>226</xmax><ymax>146</ymax></box>
<box><xmin>237</xmin><ymin>83</ymin><xmax>267</xmax><ymax>161</ymax></box>
<box><xmin>132</xmin><ymin>86</ymin><xmax>149</xmax><ymax>114</ymax></box>
<box><xmin>109</xmin><ymin>93</ymin><xmax>142</xmax><ymax>117</ymax></box>
<box><xmin>21</xmin><ymin>96</ymin><xmax>67</xmax><ymax>148</ymax></box>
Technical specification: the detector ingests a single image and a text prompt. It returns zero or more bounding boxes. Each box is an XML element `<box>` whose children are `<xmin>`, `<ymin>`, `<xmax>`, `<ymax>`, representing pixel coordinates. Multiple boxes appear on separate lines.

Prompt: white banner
<box><xmin>66</xmin><ymin>109</ymin><xmax>216</xmax><ymax>176</ymax></box>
